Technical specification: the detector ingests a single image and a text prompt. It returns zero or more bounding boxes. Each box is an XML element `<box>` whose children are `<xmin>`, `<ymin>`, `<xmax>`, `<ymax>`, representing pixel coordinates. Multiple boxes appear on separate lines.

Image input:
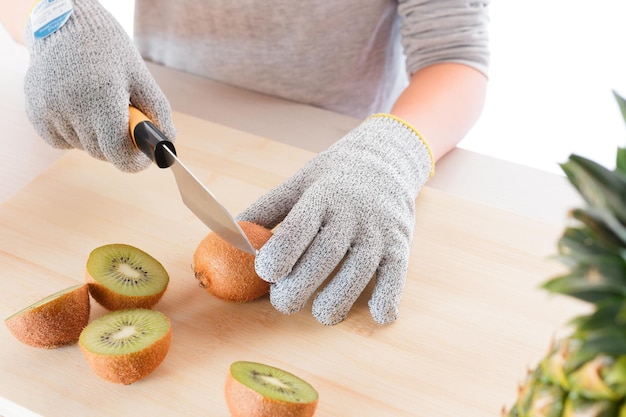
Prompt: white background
<box><xmin>462</xmin><ymin>1</ymin><xmax>626</xmax><ymax>175</ymax></box>
<box><xmin>5</xmin><ymin>1</ymin><xmax>626</xmax><ymax>176</ymax></box>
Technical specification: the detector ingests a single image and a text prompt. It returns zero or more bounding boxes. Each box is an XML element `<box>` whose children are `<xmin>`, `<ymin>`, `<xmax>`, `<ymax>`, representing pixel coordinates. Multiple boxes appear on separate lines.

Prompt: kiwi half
<box><xmin>86</xmin><ymin>243</ymin><xmax>169</xmax><ymax>310</ymax></box>
<box><xmin>225</xmin><ymin>361</ymin><xmax>319</xmax><ymax>417</ymax></box>
<box><xmin>79</xmin><ymin>308</ymin><xmax>171</xmax><ymax>385</ymax></box>
<box><xmin>5</xmin><ymin>284</ymin><xmax>90</xmax><ymax>349</ymax></box>
<box><xmin>193</xmin><ymin>221</ymin><xmax>272</xmax><ymax>302</ymax></box>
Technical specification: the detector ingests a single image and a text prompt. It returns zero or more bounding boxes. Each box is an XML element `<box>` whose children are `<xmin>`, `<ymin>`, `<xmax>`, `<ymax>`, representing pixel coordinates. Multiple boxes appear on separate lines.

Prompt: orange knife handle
<box><xmin>129</xmin><ymin>105</ymin><xmax>176</xmax><ymax>168</ymax></box>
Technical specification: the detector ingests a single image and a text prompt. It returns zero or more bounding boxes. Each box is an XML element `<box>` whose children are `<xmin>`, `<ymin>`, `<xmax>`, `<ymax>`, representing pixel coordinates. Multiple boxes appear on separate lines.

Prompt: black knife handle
<box><xmin>129</xmin><ymin>105</ymin><xmax>176</xmax><ymax>168</ymax></box>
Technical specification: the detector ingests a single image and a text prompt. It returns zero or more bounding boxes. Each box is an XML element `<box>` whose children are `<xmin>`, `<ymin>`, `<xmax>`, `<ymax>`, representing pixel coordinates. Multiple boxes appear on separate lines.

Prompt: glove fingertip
<box><xmin>368</xmin><ymin>249</ymin><xmax>409</xmax><ymax>325</ymax></box>
<box><xmin>368</xmin><ymin>301</ymin><xmax>399</xmax><ymax>325</ymax></box>
<box><xmin>312</xmin><ymin>303</ymin><xmax>348</xmax><ymax>326</ymax></box>
<box><xmin>368</xmin><ymin>275</ymin><xmax>402</xmax><ymax>325</ymax></box>
<box><xmin>269</xmin><ymin>285</ymin><xmax>305</xmax><ymax>316</ymax></box>
<box><xmin>254</xmin><ymin>243</ymin><xmax>287</xmax><ymax>283</ymax></box>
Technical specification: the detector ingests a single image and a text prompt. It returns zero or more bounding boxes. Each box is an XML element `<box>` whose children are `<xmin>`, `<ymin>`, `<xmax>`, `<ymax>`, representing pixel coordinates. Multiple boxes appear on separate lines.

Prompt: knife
<box><xmin>128</xmin><ymin>105</ymin><xmax>256</xmax><ymax>255</ymax></box>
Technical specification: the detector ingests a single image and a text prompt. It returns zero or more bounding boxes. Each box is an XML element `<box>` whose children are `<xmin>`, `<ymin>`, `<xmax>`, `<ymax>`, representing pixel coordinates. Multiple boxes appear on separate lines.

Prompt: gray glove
<box><xmin>24</xmin><ymin>0</ymin><xmax>174</xmax><ymax>172</ymax></box>
<box><xmin>237</xmin><ymin>114</ymin><xmax>434</xmax><ymax>325</ymax></box>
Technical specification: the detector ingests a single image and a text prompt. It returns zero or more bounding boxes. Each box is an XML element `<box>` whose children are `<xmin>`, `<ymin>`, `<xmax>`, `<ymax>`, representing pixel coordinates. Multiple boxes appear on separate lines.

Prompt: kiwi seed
<box><xmin>85</xmin><ymin>243</ymin><xmax>169</xmax><ymax>310</ymax></box>
<box><xmin>79</xmin><ymin>308</ymin><xmax>171</xmax><ymax>385</ymax></box>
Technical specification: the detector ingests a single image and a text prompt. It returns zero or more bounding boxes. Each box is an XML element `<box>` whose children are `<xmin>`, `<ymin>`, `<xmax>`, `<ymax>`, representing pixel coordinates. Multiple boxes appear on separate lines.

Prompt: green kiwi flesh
<box><xmin>230</xmin><ymin>361</ymin><xmax>319</xmax><ymax>403</ymax></box>
<box><xmin>86</xmin><ymin>244</ymin><xmax>169</xmax><ymax>309</ymax></box>
<box><xmin>79</xmin><ymin>309</ymin><xmax>170</xmax><ymax>355</ymax></box>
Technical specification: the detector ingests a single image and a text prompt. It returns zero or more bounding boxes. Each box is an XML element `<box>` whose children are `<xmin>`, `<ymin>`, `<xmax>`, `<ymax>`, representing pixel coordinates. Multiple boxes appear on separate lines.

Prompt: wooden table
<box><xmin>0</xmin><ymin>112</ymin><xmax>587</xmax><ymax>417</ymax></box>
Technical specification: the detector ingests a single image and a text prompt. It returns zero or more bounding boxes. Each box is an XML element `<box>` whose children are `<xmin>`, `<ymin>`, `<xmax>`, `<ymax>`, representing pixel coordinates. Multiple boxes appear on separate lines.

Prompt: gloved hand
<box><xmin>23</xmin><ymin>0</ymin><xmax>174</xmax><ymax>172</ymax></box>
<box><xmin>237</xmin><ymin>114</ymin><xmax>434</xmax><ymax>325</ymax></box>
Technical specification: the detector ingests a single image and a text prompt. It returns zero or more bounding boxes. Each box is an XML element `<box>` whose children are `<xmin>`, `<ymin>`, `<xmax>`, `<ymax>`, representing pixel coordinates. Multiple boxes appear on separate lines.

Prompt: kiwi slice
<box><xmin>225</xmin><ymin>361</ymin><xmax>319</xmax><ymax>417</ymax></box>
<box><xmin>86</xmin><ymin>243</ymin><xmax>169</xmax><ymax>310</ymax></box>
<box><xmin>5</xmin><ymin>284</ymin><xmax>90</xmax><ymax>349</ymax></box>
<box><xmin>79</xmin><ymin>308</ymin><xmax>171</xmax><ymax>385</ymax></box>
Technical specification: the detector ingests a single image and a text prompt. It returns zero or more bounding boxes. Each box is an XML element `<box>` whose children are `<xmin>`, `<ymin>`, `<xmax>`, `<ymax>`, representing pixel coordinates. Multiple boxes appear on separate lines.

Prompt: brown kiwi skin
<box><xmin>193</xmin><ymin>221</ymin><xmax>272</xmax><ymax>302</ymax></box>
<box><xmin>5</xmin><ymin>284</ymin><xmax>90</xmax><ymax>349</ymax></box>
<box><xmin>79</xmin><ymin>311</ymin><xmax>172</xmax><ymax>385</ymax></box>
<box><xmin>225</xmin><ymin>372</ymin><xmax>318</xmax><ymax>417</ymax></box>
<box><xmin>85</xmin><ymin>275</ymin><xmax>165</xmax><ymax>311</ymax></box>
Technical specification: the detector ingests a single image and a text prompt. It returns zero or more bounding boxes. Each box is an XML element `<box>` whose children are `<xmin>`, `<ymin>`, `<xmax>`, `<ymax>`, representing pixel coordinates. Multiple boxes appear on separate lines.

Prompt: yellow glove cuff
<box><xmin>369</xmin><ymin>113</ymin><xmax>435</xmax><ymax>177</ymax></box>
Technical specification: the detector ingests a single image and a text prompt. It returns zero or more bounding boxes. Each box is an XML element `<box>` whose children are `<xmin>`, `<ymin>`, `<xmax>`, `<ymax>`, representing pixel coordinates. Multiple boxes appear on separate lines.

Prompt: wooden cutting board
<box><xmin>0</xmin><ymin>112</ymin><xmax>588</xmax><ymax>417</ymax></box>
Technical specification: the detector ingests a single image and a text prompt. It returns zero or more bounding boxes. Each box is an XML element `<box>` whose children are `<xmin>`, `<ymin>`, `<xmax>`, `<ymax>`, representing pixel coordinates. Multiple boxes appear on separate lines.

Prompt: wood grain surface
<box><xmin>0</xmin><ymin>112</ymin><xmax>588</xmax><ymax>417</ymax></box>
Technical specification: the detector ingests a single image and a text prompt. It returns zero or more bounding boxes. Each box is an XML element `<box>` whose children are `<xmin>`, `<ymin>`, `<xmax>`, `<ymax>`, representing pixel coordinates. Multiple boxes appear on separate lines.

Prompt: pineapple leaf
<box><xmin>571</xmin><ymin>302</ymin><xmax>626</xmax><ymax>333</ymax></box>
<box><xmin>560</xmin><ymin>154</ymin><xmax>626</xmax><ymax>224</ymax></box>
<box><xmin>611</xmin><ymin>91</ymin><xmax>626</xmax><ymax>175</ymax></box>
<box><xmin>613</xmin><ymin>90</ymin><xmax>626</xmax><ymax>129</ymax></box>
<box><xmin>544</xmin><ymin>249</ymin><xmax>626</xmax><ymax>302</ymax></box>
<box><xmin>558</xmin><ymin>227</ymin><xmax>619</xmax><ymax>260</ymax></box>
<box><xmin>543</xmin><ymin>282</ymin><xmax>610</xmax><ymax>305</ymax></box>
<box><xmin>617</xmin><ymin>148</ymin><xmax>626</xmax><ymax>175</ymax></box>
<box><xmin>570</xmin><ymin>208</ymin><xmax>626</xmax><ymax>248</ymax></box>
<box><xmin>576</xmin><ymin>330</ymin><xmax>626</xmax><ymax>359</ymax></box>
<box><xmin>571</xmin><ymin>302</ymin><xmax>626</xmax><ymax>359</ymax></box>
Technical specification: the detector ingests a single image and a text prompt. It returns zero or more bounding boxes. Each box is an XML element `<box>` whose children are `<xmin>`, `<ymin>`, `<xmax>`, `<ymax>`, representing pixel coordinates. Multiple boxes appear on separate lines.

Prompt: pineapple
<box><xmin>504</xmin><ymin>91</ymin><xmax>626</xmax><ymax>417</ymax></box>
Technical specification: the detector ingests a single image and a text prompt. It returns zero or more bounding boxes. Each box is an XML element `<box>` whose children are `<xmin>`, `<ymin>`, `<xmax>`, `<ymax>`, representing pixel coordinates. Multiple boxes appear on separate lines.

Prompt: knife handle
<box><xmin>129</xmin><ymin>105</ymin><xmax>176</xmax><ymax>168</ymax></box>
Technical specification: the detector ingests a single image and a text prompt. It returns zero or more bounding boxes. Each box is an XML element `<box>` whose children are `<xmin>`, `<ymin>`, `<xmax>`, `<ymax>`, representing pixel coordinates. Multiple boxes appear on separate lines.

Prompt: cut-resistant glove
<box><xmin>237</xmin><ymin>114</ymin><xmax>434</xmax><ymax>325</ymax></box>
<box><xmin>23</xmin><ymin>0</ymin><xmax>174</xmax><ymax>172</ymax></box>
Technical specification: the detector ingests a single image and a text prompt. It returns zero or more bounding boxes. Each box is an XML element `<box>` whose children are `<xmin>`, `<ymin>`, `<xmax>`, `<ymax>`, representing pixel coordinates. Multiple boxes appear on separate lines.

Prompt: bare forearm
<box><xmin>391</xmin><ymin>63</ymin><xmax>488</xmax><ymax>162</ymax></box>
<box><xmin>1</xmin><ymin>1</ymin><xmax>34</xmax><ymax>45</ymax></box>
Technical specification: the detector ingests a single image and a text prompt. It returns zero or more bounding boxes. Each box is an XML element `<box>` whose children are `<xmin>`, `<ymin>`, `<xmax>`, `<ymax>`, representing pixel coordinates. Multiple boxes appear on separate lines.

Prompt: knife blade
<box><xmin>128</xmin><ymin>105</ymin><xmax>256</xmax><ymax>255</ymax></box>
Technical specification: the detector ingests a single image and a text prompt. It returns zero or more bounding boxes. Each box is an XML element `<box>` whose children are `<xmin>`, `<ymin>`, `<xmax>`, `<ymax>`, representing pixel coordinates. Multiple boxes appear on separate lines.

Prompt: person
<box><xmin>1</xmin><ymin>0</ymin><xmax>490</xmax><ymax>326</ymax></box>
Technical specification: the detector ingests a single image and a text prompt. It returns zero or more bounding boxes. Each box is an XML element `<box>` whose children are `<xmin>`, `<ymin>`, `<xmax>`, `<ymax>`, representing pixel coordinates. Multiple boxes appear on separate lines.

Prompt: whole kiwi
<box><xmin>193</xmin><ymin>221</ymin><xmax>272</xmax><ymax>302</ymax></box>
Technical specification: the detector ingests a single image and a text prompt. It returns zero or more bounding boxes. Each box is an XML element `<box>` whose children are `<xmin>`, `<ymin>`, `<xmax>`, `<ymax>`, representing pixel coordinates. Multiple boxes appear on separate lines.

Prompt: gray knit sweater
<box><xmin>133</xmin><ymin>0</ymin><xmax>490</xmax><ymax>119</ymax></box>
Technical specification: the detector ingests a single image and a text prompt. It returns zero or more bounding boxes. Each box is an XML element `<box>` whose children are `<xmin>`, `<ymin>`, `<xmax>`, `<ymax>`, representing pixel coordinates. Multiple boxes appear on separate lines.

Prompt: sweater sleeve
<box><xmin>397</xmin><ymin>0</ymin><xmax>490</xmax><ymax>77</ymax></box>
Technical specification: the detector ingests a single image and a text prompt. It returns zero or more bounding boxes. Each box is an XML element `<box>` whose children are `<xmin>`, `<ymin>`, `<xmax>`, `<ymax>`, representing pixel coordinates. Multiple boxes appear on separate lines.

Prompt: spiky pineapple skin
<box><xmin>505</xmin><ymin>339</ymin><xmax>626</xmax><ymax>417</ymax></box>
